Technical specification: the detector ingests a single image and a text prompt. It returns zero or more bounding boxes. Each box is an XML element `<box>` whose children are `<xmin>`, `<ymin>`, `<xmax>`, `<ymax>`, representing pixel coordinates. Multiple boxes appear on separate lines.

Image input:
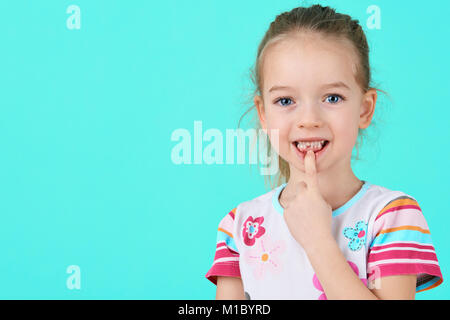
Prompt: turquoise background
<box><xmin>0</xmin><ymin>0</ymin><xmax>448</xmax><ymax>299</ymax></box>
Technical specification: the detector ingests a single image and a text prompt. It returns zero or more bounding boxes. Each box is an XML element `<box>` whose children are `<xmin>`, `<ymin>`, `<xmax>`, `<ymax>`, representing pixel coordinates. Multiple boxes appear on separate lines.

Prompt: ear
<box><xmin>254</xmin><ymin>94</ymin><xmax>267</xmax><ymax>133</ymax></box>
<box><xmin>359</xmin><ymin>88</ymin><xmax>377</xmax><ymax>129</ymax></box>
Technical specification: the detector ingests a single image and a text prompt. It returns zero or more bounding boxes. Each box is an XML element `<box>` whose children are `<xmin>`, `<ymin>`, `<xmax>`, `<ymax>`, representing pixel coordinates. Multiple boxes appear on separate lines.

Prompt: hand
<box><xmin>283</xmin><ymin>150</ymin><xmax>333</xmax><ymax>253</ymax></box>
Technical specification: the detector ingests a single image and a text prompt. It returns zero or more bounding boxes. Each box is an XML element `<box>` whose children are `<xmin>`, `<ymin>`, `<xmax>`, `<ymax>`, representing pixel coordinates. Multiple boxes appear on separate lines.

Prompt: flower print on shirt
<box><xmin>343</xmin><ymin>220</ymin><xmax>368</xmax><ymax>251</ymax></box>
<box><xmin>242</xmin><ymin>216</ymin><xmax>266</xmax><ymax>246</ymax></box>
<box><xmin>243</xmin><ymin>235</ymin><xmax>286</xmax><ymax>280</ymax></box>
<box><xmin>312</xmin><ymin>261</ymin><xmax>368</xmax><ymax>300</ymax></box>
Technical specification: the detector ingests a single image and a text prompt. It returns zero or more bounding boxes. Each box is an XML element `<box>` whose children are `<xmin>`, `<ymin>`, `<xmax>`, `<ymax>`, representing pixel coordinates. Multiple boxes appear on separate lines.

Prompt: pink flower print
<box><xmin>312</xmin><ymin>261</ymin><xmax>368</xmax><ymax>300</ymax></box>
<box><xmin>243</xmin><ymin>236</ymin><xmax>286</xmax><ymax>280</ymax></box>
<box><xmin>242</xmin><ymin>216</ymin><xmax>266</xmax><ymax>246</ymax></box>
<box><xmin>312</xmin><ymin>274</ymin><xmax>327</xmax><ymax>300</ymax></box>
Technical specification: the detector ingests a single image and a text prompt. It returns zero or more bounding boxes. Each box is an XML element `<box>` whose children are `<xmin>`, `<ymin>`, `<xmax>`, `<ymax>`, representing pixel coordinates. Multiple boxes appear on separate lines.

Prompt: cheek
<box><xmin>333</xmin><ymin>120</ymin><xmax>360</xmax><ymax>151</ymax></box>
<box><xmin>265</xmin><ymin>119</ymin><xmax>290</xmax><ymax>155</ymax></box>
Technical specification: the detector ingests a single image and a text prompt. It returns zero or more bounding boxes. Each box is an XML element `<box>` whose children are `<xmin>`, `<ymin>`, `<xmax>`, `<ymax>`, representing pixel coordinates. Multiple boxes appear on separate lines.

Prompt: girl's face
<box><xmin>255</xmin><ymin>32</ymin><xmax>377</xmax><ymax>175</ymax></box>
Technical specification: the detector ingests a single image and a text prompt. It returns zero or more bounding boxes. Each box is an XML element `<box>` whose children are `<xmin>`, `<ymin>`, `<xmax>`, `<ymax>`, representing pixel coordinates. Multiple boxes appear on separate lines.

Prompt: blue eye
<box><xmin>275</xmin><ymin>97</ymin><xmax>294</xmax><ymax>107</ymax></box>
<box><xmin>326</xmin><ymin>94</ymin><xmax>344</xmax><ymax>104</ymax></box>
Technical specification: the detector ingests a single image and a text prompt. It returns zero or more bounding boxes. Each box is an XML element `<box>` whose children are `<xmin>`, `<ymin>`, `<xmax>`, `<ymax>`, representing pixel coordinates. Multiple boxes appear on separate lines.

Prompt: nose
<box><xmin>296</xmin><ymin>103</ymin><xmax>323</xmax><ymax>129</ymax></box>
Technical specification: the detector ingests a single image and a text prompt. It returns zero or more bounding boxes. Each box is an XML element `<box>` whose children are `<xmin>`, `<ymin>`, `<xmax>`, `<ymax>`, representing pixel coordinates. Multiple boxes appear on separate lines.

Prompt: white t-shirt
<box><xmin>205</xmin><ymin>180</ymin><xmax>443</xmax><ymax>299</ymax></box>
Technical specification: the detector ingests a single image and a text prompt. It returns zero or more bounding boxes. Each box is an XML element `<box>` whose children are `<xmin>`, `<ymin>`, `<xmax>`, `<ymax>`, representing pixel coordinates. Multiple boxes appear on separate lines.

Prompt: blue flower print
<box><xmin>343</xmin><ymin>220</ymin><xmax>368</xmax><ymax>251</ymax></box>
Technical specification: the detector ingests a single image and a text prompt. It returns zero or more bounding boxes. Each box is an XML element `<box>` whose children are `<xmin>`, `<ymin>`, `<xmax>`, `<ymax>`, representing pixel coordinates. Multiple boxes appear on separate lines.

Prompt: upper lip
<box><xmin>293</xmin><ymin>137</ymin><xmax>329</xmax><ymax>142</ymax></box>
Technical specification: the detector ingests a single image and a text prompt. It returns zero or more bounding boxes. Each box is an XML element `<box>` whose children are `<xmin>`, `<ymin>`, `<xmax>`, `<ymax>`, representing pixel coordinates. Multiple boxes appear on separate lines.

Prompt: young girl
<box><xmin>205</xmin><ymin>4</ymin><xmax>443</xmax><ymax>300</ymax></box>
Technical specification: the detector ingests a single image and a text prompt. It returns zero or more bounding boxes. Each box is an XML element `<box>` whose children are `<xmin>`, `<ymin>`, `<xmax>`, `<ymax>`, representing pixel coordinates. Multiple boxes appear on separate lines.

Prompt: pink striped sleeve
<box><xmin>205</xmin><ymin>208</ymin><xmax>241</xmax><ymax>285</ymax></box>
<box><xmin>367</xmin><ymin>196</ymin><xmax>443</xmax><ymax>292</ymax></box>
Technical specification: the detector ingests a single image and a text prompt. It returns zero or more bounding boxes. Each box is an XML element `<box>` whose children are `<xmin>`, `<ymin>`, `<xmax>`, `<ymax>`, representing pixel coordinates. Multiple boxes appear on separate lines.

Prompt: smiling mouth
<box><xmin>292</xmin><ymin>140</ymin><xmax>330</xmax><ymax>154</ymax></box>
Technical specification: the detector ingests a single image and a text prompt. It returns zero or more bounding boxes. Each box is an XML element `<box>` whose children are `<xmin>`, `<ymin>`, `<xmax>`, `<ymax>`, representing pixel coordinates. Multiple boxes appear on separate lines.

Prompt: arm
<box><xmin>216</xmin><ymin>276</ymin><xmax>246</xmax><ymax>300</ymax></box>
<box><xmin>370</xmin><ymin>274</ymin><xmax>416</xmax><ymax>300</ymax></box>
<box><xmin>205</xmin><ymin>208</ymin><xmax>243</xmax><ymax>299</ymax></box>
<box><xmin>306</xmin><ymin>236</ymin><xmax>416</xmax><ymax>300</ymax></box>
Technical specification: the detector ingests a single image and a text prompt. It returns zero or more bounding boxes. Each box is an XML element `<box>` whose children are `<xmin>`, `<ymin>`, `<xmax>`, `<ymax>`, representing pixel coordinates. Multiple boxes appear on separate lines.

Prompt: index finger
<box><xmin>304</xmin><ymin>150</ymin><xmax>318</xmax><ymax>191</ymax></box>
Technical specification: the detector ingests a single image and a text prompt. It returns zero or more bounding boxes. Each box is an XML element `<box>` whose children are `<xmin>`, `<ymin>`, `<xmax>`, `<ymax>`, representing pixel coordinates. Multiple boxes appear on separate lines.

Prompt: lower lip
<box><xmin>292</xmin><ymin>141</ymin><xmax>330</xmax><ymax>163</ymax></box>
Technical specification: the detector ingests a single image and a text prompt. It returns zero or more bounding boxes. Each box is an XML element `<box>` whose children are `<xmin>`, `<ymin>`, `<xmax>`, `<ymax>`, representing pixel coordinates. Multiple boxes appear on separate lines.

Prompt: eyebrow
<box><xmin>320</xmin><ymin>81</ymin><xmax>351</xmax><ymax>90</ymax></box>
<box><xmin>268</xmin><ymin>81</ymin><xmax>351</xmax><ymax>93</ymax></box>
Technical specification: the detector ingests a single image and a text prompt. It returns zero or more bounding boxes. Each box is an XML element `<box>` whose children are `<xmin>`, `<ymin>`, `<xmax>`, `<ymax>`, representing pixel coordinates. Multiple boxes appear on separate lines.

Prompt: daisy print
<box><xmin>243</xmin><ymin>236</ymin><xmax>286</xmax><ymax>280</ymax></box>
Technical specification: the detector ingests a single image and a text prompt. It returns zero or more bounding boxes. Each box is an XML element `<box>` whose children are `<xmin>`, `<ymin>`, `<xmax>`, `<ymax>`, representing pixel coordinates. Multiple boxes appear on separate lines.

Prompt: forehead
<box><xmin>261</xmin><ymin>33</ymin><xmax>359</xmax><ymax>93</ymax></box>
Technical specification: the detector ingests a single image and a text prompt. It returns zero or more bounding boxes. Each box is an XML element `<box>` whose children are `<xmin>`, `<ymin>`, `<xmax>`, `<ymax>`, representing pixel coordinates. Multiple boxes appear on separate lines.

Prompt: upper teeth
<box><xmin>296</xmin><ymin>140</ymin><xmax>326</xmax><ymax>149</ymax></box>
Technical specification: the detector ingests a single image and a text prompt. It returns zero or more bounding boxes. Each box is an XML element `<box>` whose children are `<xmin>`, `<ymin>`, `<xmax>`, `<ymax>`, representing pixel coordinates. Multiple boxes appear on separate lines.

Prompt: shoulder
<box><xmin>362</xmin><ymin>183</ymin><xmax>426</xmax><ymax>245</ymax></box>
<box><xmin>365</xmin><ymin>183</ymin><xmax>414</xmax><ymax>206</ymax></box>
<box><xmin>362</xmin><ymin>183</ymin><xmax>420</xmax><ymax>221</ymax></box>
<box><xmin>235</xmin><ymin>186</ymin><xmax>279</xmax><ymax>215</ymax></box>
<box><xmin>366</xmin><ymin>183</ymin><xmax>433</xmax><ymax>252</ymax></box>
<box><xmin>216</xmin><ymin>186</ymin><xmax>281</xmax><ymax>235</ymax></box>
<box><xmin>367</xmin><ymin>184</ymin><xmax>423</xmax><ymax>224</ymax></box>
